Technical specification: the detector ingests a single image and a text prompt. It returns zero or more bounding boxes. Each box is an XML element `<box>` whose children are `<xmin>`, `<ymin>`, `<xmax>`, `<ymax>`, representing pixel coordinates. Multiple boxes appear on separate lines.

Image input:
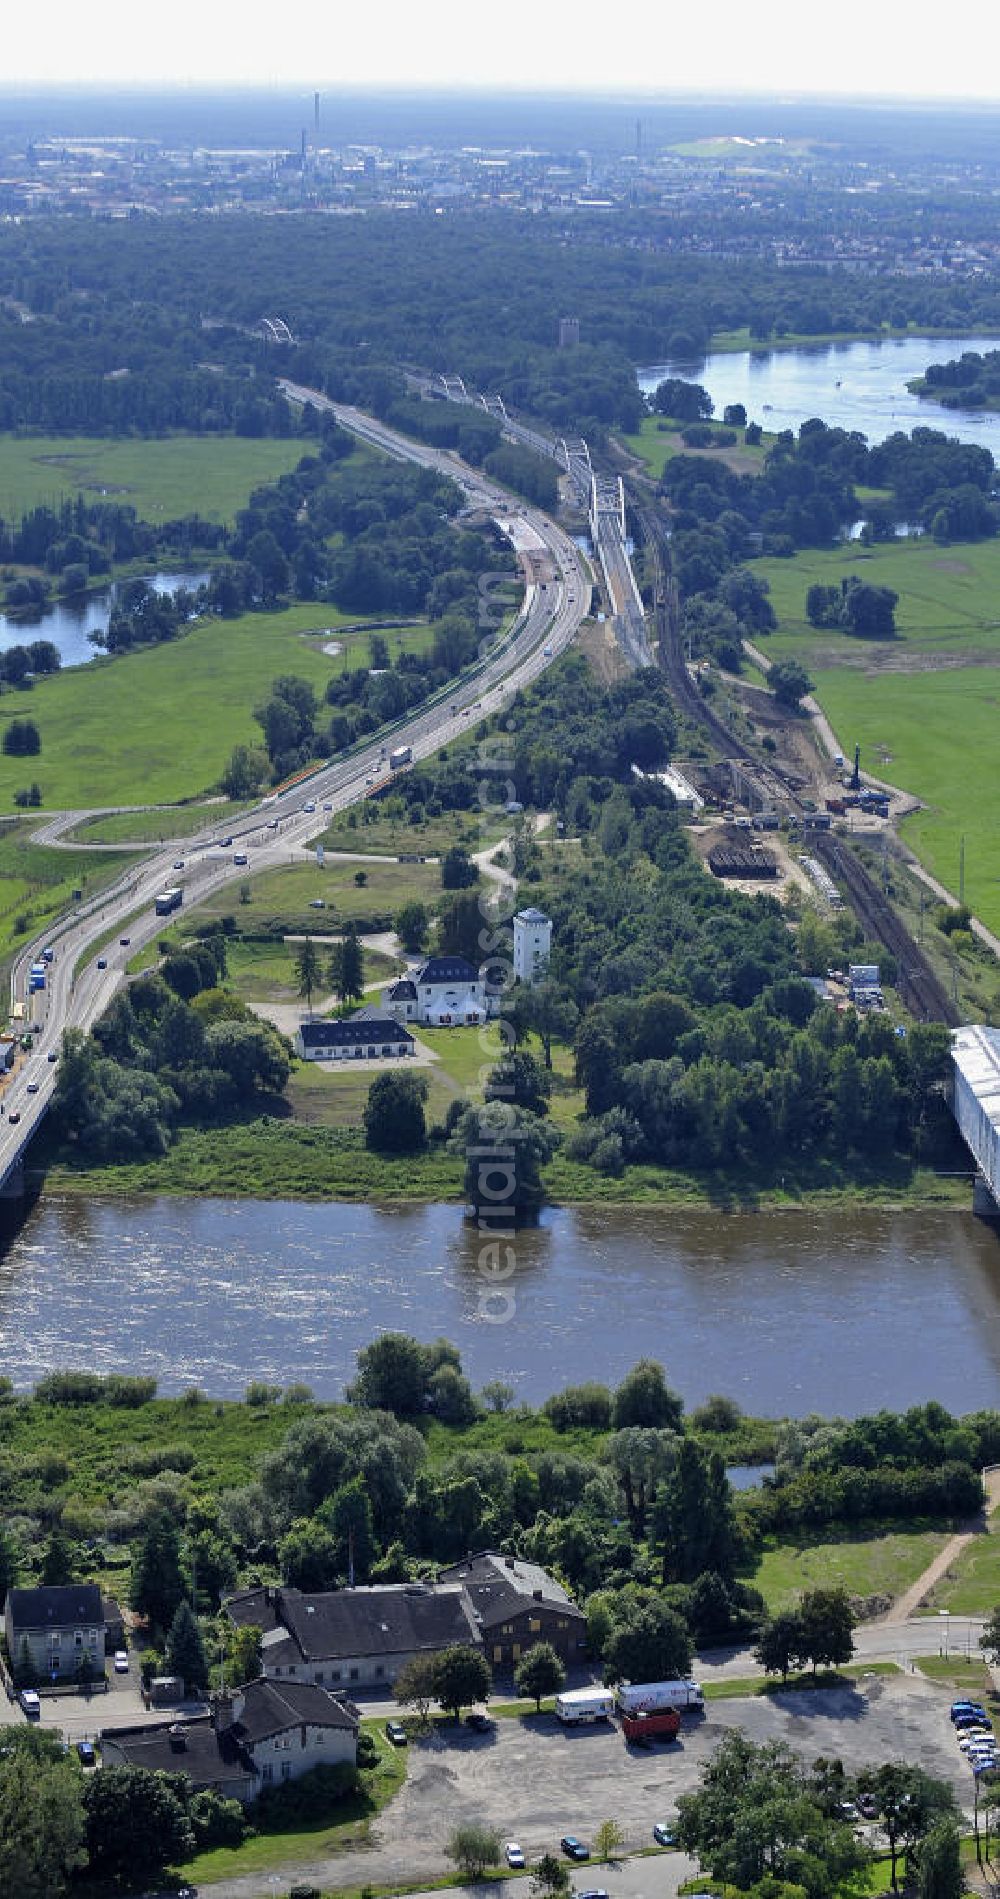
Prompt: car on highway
<box><xmin>323</xmin><ymin>802</ymin><xmax>333</xmax><ymax>811</ymax></box>
<box><xmin>96</xmin><ymin>958</ymin><xmax>107</xmax><ymax>970</ymax></box>
<box><xmin>76</xmin><ymin>1741</ymin><xmax>96</xmax><ymax>1766</ymax></box>
<box><xmin>173</xmin><ymin>859</ymin><xmax>185</xmax><ymax>870</ymax></box>
<box><xmin>653</xmin><ymin>1821</ymin><xmax>678</xmax><ymax>1845</ymax></box>
<box><xmin>560</xmin><ymin>1836</ymin><xmax>589</xmax><ymax>1861</ymax></box>
<box><xmin>221</xmin><ymin>836</ymin><xmax>234</xmax><ymax>847</ymax></box>
<box><xmin>8</xmin><ymin>1112</ymin><xmax>20</xmax><ymax>1125</ymax></box>
<box><xmin>47</xmin><ymin>1051</ymin><xmax>57</xmax><ymax>1062</ymax></box>
<box><xmin>19</xmin><ymin>1689</ymin><xmax>40</xmax><ymax>1718</ymax></box>
<box><xmin>385</xmin><ymin>1720</ymin><xmax>407</xmax><ymax>1746</ymax></box>
<box><xmin>119</xmin><ymin>937</ymin><xmax>130</xmax><ymax>947</ymax></box>
<box><xmin>543</xmin><ymin>643</ymin><xmax>554</xmax><ymax>656</ymax></box>
<box><xmin>114</xmin><ymin>1650</ymin><xmax>129</xmax><ymax>1674</ymax></box>
<box><xmin>505</xmin><ymin>1842</ymin><xmax>525</xmax><ymax>1869</ymax></box>
<box><xmin>302</xmin><ymin>804</ymin><xmax>316</xmax><ymax>815</ymax></box>
<box><xmin>26</xmin><ymin>1081</ymin><xmax>38</xmax><ymax>1094</ymax></box>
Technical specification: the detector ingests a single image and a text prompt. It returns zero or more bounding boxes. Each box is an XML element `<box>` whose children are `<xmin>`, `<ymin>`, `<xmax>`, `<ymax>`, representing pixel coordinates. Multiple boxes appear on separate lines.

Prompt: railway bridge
<box><xmin>951</xmin><ymin>1025</ymin><xmax>1000</xmax><ymax>1216</ymax></box>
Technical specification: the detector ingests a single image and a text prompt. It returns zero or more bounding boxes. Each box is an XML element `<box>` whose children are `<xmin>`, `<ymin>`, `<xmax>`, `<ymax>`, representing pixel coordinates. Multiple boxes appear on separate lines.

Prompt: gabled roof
<box><xmin>415</xmin><ymin>955</ymin><xmax>481</xmax><ymax>986</ymax></box>
<box><xmin>298</xmin><ymin>1017</ymin><xmax>413</xmax><ymax>1048</ymax></box>
<box><xmin>386</xmin><ymin>978</ymin><xmax>417</xmax><ymax>1001</ymax></box>
<box><xmin>227</xmin><ymin>1583</ymin><xmax>480</xmax><ymax>1663</ymax></box>
<box><xmin>6</xmin><ymin>1585</ymin><xmax>104</xmax><ymax>1630</ymax></box>
<box><xmin>437</xmin><ymin>1552</ymin><xmax>584</xmax><ymax>1630</ymax></box>
<box><xmin>230</xmin><ymin>1677</ymin><xmax>356</xmax><ymax>1743</ymax></box>
<box><xmin>99</xmin><ymin>1714</ymin><xmax>252</xmax><ymax>1788</ymax></box>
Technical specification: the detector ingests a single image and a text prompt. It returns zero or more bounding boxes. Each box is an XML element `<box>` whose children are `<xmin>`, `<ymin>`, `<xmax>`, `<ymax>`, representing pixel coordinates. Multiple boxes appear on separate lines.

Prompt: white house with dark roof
<box><xmin>225</xmin><ymin>1582</ymin><xmax>482</xmax><ymax>1690</ymax></box>
<box><xmin>384</xmin><ymin>955</ymin><xmax>487</xmax><ymax>1027</ymax></box>
<box><xmin>100</xmin><ymin>1677</ymin><xmax>357</xmax><ymax>1806</ymax></box>
<box><xmin>294</xmin><ymin>1013</ymin><xmax>415</xmax><ymax>1063</ymax></box>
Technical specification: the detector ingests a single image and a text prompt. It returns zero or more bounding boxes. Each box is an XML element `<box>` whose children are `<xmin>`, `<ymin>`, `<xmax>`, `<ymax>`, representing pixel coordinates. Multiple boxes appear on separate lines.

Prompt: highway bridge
<box><xmin>0</xmin><ymin>390</ymin><xmax>590</xmax><ymax>1199</ymax></box>
<box><xmin>431</xmin><ymin>373</ymin><xmax>650</xmax><ymax>669</ymax></box>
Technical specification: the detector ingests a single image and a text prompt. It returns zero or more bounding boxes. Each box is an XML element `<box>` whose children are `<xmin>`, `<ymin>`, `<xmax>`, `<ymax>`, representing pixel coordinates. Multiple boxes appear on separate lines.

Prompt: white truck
<box><xmin>554</xmin><ymin>1688</ymin><xmax>615</xmax><ymax>1725</ymax></box>
<box><xmin>389</xmin><ymin>744</ymin><xmax>412</xmax><ymax>770</ymax></box>
<box><xmin>615</xmin><ymin>1678</ymin><xmax>704</xmax><ymax>1715</ymax></box>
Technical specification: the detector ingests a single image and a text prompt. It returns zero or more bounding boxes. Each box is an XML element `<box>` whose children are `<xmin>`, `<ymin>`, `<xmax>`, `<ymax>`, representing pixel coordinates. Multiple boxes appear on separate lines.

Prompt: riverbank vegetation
<box><xmin>0</xmin><ymin>1353</ymin><xmax>997</xmax><ymax>1667</ymax></box>
<box><xmin>909</xmin><ymin>346</ymin><xmax>1000</xmax><ymax>413</ymax></box>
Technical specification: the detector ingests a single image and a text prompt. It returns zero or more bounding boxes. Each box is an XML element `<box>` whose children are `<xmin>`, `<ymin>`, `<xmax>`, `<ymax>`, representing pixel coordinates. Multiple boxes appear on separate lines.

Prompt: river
<box><xmin>2</xmin><ymin>1196</ymin><xmax>999</xmax><ymax>1417</ymax></box>
<box><xmin>637</xmin><ymin>333</ymin><xmax>1000</xmax><ymax>453</ymax></box>
<box><xmin>0</xmin><ymin>570</ymin><xmax>210</xmax><ymax>669</ymax></box>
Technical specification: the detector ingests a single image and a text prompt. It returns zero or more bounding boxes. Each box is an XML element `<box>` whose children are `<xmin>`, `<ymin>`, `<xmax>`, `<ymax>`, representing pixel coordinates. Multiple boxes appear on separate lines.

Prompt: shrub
<box><xmin>253</xmin><ymin>1762</ymin><xmax>358</xmax><ymax>1829</ymax></box>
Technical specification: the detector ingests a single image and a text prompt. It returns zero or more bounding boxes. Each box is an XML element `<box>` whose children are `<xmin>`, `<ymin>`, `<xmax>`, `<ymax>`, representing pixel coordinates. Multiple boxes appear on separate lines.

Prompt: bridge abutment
<box><xmin>973</xmin><ymin>1173</ymin><xmax>1000</xmax><ymax>1221</ymax></box>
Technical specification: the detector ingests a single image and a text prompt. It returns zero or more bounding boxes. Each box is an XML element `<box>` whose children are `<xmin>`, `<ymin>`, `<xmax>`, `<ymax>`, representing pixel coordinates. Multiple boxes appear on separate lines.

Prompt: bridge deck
<box><xmin>952</xmin><ymin>1024</ymin><xmax>1000</xmax><ymax>1206</ymax></box>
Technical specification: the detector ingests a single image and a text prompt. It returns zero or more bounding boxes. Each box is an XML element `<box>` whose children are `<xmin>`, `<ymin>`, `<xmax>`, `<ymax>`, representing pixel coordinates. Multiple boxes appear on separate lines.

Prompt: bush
<box><xmin>690</xmin><ymin>1394</ymin><xmax>744</xmax><ymax>1434</ymax></box>
<box><xmin>543</xmin><ymin>1383</ymin><xmax>612</xmax><ymax>1430</ymax></box>
<box><xmin>253</xmin><ymin>1762</ymin><xmax>358</xmax><ymax>1829</ymax></box>
<box><xmin>188</xmin><ymin>1789</ymin><xmax>249</xmax><ymax>1849</ymax></box>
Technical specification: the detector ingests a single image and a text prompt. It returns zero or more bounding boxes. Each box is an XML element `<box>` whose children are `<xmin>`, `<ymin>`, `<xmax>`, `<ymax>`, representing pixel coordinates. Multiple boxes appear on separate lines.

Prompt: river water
<box><xmin>2</xmin><ymin>1195</ymin><xmax>999</xmax><ymax>1417</ymax></box>
<box><xmin>0</xmin><ymin>570</ymin><xmax>210</xmax><ymax>669</ymax></box>
<box><xmin>637</xmin><ymin>333</ymin><xmax>1000</xmax><ymax>454</ymax></box>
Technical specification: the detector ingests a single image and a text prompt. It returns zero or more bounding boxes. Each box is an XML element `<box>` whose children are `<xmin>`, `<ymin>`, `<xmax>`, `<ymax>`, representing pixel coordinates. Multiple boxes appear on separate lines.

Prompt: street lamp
<box><xmin>939</xmin><ymin>1609</ymin><xmax>950</xmax><ymax>1659</ymax></box>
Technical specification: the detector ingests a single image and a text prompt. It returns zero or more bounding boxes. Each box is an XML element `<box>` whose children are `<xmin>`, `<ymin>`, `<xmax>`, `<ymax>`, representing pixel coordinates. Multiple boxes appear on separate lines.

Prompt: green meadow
<box><xmin>0</xmin><ymin>610</ymin><xmax>430</xmax><ymax>810</ymax></box>
<box><xmin>754</xmin><ymin>535</ymin><xmax>1000</xmax><ymax>935</ymax></box>
<box><xmin>0</xmin><ymin>433</ymin><xmax>309</xmax><ymax>524</ymax></box>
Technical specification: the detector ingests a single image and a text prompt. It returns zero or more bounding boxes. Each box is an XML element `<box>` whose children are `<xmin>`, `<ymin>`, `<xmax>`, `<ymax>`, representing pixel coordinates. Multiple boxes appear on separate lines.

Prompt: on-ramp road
<box><xmin>0</xmin><ymin>394</ymin><xmax>590</xmax><ymax>1187</ymax></box>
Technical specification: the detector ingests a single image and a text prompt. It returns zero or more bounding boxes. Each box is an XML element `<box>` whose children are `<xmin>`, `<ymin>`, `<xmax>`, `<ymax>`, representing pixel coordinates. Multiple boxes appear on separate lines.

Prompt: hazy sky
<box><xmin>3</xmin><ymin>0</ymin><xmax>996</xmax><ymax>97</ymax></box>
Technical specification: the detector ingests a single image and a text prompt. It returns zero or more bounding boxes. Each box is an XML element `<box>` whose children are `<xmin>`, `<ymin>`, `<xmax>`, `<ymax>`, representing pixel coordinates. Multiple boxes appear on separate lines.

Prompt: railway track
<box><xmin>630</xmin><ymin>499</ymin><xmax>959</xmax><ymax>1026</ymax></box>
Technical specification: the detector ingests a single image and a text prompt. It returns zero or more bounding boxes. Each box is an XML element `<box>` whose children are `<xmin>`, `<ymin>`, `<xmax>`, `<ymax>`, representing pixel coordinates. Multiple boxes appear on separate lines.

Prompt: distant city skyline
<box><xmin>4</xmin><ymin>1</ymin><xmax>998</xmax><ymax>102</ymax></box>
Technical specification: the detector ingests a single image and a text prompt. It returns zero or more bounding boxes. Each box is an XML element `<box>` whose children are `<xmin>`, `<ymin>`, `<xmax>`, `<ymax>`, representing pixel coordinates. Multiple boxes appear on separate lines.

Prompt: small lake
<box><xmin>637</xmin><ymin>334</ymin><xmax>1000</xmax><ymax>454</ymax></box>
<box><xmin>2</xmin><ymin>1196</ymin><xmax>999</xmax><ymax>1417</ymax></box>
<box><xmin>0</xmin><ymin>570</ymin><xmax>210</xmax><ymax>669</ymax></box>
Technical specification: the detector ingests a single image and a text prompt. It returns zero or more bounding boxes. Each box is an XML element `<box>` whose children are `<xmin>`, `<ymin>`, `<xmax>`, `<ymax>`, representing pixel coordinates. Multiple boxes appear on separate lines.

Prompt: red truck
<box><xmin>620</xmin><ymin>1706</ymin><xmax>682</xmax><ymax>1745</ymax></box>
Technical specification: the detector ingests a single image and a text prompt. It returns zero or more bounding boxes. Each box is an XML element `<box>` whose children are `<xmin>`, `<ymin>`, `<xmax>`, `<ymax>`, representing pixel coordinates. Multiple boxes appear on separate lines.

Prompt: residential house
<box><xmin>101</xmin><ymin>1677</ymin><xmax>357</xmax><ymax>1807</ymax></box>
<box><xmin>5</xmin><ymin>1584</ymin><xmax>105</xmax><ymax>1683</ymax></box>
<box><xmin>225</xmin><ymin>1582</ymin><xmax>482</xmax><ymax>1690</ymax></box>
<box><xmin>294</xmin><ymin>1014</ymin><xmax>415</xmax><ymax>1063</ymax></box>
<box><xmin>383</xmin><ymin>955</ymin><xmax>487</xmax><ymax>1027</ymax></box>
<box><xmin>437</xmin><ymin>1551</ymin><xmax>587</xmax><ymax>1669</ymax></box>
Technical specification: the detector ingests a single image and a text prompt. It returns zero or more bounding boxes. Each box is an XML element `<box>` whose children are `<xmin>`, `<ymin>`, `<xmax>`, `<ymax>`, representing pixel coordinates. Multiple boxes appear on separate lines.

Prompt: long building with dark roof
<box><xmin>225</xmin><ymin>1582</ymin><xmax>483</xmax><ymax>1690</ymax></box>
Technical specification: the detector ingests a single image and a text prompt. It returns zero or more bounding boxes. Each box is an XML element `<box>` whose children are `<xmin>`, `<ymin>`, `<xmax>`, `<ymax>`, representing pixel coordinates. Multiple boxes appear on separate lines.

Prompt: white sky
<box><xmin>3</xmin><ymin>0</ymin><xmax>999</xmax><ymax>99</ymax></box>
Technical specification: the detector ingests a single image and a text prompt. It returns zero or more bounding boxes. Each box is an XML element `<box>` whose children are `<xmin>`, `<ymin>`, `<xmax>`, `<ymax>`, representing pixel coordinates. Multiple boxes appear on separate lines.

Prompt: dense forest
<box><xmin>1</xmin><ymin>213</ymin><xmax>1000</xmax><ymax>442</ymax></box>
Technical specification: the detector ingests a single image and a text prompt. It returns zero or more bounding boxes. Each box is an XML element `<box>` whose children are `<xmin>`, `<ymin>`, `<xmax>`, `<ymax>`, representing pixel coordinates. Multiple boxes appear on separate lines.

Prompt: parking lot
<box><xmin>204</xmin><ymin>1670</ymin><xmax>982</xmax><ymax>1899</ymax></box>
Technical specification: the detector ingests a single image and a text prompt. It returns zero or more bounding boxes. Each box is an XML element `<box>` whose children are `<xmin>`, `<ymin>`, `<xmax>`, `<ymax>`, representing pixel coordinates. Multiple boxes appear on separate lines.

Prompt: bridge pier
<box><xmin>973</xmin><ymin>1173</ymin><xmax>1000</xmax><ymax>1222</ymax></box>
<box><xmin>0</xmin><ymin>1157</ymin><xmax>25</xmax><ymax>1201</ymax></box>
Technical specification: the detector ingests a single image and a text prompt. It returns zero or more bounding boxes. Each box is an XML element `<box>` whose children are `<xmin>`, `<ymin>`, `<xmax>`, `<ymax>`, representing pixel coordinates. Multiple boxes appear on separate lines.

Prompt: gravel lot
<box><xmin>205</xmin><ymin>1669</ymin><xmax>980</xmax><ymax>1899</ymax></box>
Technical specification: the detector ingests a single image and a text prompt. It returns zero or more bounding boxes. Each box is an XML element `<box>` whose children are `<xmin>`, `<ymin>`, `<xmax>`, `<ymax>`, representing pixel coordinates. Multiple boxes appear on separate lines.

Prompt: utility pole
<box><xmin>960</xmin><ymin>833</ymin><xmax>966</xmax><ymax>906</ymax></box>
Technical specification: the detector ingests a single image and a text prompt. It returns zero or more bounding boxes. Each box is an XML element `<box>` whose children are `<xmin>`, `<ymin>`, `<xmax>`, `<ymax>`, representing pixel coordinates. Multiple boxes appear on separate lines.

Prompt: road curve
<box><xmin>0</xmin><ymin>394</ymin><xmax>590</xmax><ymax>1185</ymax></box>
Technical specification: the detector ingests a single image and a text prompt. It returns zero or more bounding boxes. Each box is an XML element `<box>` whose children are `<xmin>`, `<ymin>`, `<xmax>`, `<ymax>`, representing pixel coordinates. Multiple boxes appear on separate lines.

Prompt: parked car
<box><xmin>76</xmin><ymin>1740</ymin><xmax>96</xmax><ymax>1766</ymax></box>
<box><xmin>653</xmin><ymin>1821</ymin><xmax>678</xmax><ymax>1845</ymax></box>
<box><xmin>575</xmin><ymin>1890</ymin><xmax>610</xmax><ymax>1899</ymax></box>
<box><xmin>952</xmin><ymin>1701</ymin><xmax>988</xmax><ymax>1723</ymax></box>
<box><xmin>309</xmin><ymin>899</ymin><xmax>325</xmax><ymax>909</ymax></box>
<box><xmin>857</xmin><ymin>1794</ymin><xmax>880</xmax><ymax>1819</ymax></box>
<box><xmin>385</xmin><ymin>1720</ymin><xmax>407</xmax><ymax>1746</ymax></box>
<box><xmin>19</xmin><ymin>1689</ymin><xmax>40</xmax><ymax>1718</ymax></box>
<box><xmin>505</xmin><ymin>1842</ymin><xmax>525</xmax><ymax>1869</ymax></box>
<box><xmin>114</xmin><ymin>1650</ymin><xmax>129</xmax><ymax>1674</ymax></box>
<box><xmin>560</xmin><ymin>1835</ymin><xmax>589</xmax><ymax>1861</ymax></box>
<box><xmin>465</xmin><ymin>1711</ymin><xmax>492</xmax><ymax>1733</ymax></box>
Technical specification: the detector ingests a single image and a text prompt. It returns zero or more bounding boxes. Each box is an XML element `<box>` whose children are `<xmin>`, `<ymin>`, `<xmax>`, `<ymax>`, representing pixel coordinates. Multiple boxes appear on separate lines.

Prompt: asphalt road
<box><xmin>0</xmin><ymin>392</ymin><xmax>590</xmax><ymax>1185</ymax></box>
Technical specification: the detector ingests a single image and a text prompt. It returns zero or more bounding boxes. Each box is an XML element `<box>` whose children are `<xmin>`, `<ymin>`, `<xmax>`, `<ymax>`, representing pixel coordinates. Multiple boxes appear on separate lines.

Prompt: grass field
<box><xmin>0</xmin><ymin>610</ymin><xmax>430</xmax><ymax>810</ymax></box>
<box><xmin>0</xmin><ymin>817</ymin><xmax>137</xmax><ymax>979</ymax></box>
<box><xmin>924</xmin><ymin>1512</ymin><xmax>1000</xmax><ymax>1615</ymax></box>
<box><xmin>318</xmin><ymin>804</ymin><xmax>503</xmax><ymax>860</ymax></box>
<box><xmin>749</xmin><ymin>1525</ymin><xmax>954</xmax><ymax>1612</ymax></box>
<box><xmin>66</xmin><ymin>802</ymin><xmax>250</xmax><ymax>845</ymax></box>
<box><xmin>753</xmin><ymin>535</ymin><xmax>1000</xmax><ymax>936</ymax></box>
<box><xmin>622</xmin><ymin>415</ymin><xmax>767</xmax><ymax>480</ymax></box>
<box><xmin>0</xmin><ymin>433</ymin><xmax>309</xmax><ymax>524</ymax></box>
<box><xmin>191</xmin><ymin>854</ymin><xmax>442</xmax><ymax>935</ymax></box>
